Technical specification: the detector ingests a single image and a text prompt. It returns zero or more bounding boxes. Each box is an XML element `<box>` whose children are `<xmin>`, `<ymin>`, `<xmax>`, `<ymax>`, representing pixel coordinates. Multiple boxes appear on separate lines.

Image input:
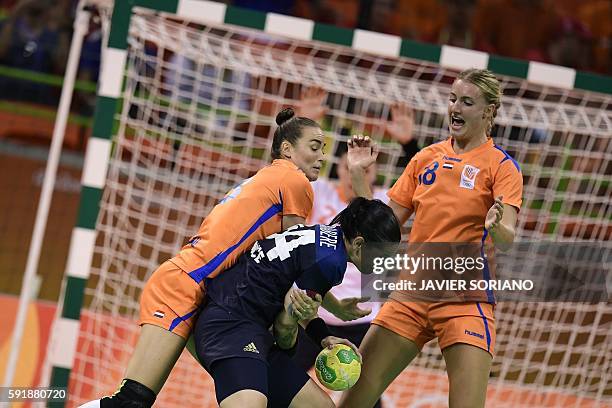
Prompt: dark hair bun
<box><xmin>276</xmin><ymin>107</ymin><xmax>295</xmax><ymax>126</ymax></box>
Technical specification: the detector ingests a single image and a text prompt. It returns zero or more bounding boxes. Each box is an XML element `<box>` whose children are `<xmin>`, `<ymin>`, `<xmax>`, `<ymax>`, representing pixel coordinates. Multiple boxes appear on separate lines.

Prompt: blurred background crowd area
<box><xmin>262</xmin><ymin>0</ymin><xmax>611</xmax><ymax>76</ymax></box>
<box><xmin>0</xmin><ymin>0</ymin><xmax>609</xmax><ymax>89</ymax></box>
<box><xmin>0</xmin><ymin>0</ymin><xmax>608</xmax><ymax>129</ymax></box>
<box><xmin>0</xmin><ymin>0</ymin><xmax>610</xmax><ymax>105</ymax></box>
<box><xmin>0</xmin><ymin>0</ymin><xmax>608</xmax><ymax>154</ymax></box>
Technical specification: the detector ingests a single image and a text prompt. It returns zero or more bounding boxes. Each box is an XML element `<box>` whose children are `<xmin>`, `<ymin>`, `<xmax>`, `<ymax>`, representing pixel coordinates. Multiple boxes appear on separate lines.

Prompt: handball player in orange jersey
<box><xmin>339</xmin><ymin>69</ymin><xmax>523</xmax><ymax>408</ymax></box>
<box><xmin>82</xmin><ymin>108</ymin><xmax>366</xmax><ymax>408</ymax></box>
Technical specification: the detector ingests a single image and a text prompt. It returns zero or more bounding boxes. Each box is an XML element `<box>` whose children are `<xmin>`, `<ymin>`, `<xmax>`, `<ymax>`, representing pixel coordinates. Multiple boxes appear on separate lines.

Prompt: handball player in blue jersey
<box><xmin>194</xmin><ymin>197</ymin><xmax>401</xmax><ymax>407</ymax></box>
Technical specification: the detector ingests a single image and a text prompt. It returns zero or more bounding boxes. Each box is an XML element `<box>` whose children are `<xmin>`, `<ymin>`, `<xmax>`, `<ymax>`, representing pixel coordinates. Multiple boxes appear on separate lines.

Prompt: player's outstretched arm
<box><xmin>295</xmin><ymin>86</ymin><xmax>328</xmax><ymax>122</ymax></box>
<box><xmin>386</xmin><ymin>102</ymin><xmax>415</xmax><ymax>145</ymax></box>
<box><xmin>322</xmin><ymin>292</ymin><xmax>372</xmax><ymax>321</ymax></box>
<box><xmin>347</xmin><ymin>135</ymin><xmax>379</xmax><ymax>199</ymax></box>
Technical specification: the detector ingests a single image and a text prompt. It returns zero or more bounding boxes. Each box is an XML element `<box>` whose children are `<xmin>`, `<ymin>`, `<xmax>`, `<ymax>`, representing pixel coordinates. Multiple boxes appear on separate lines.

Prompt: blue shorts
<box><xmin>194</xmin><ymin>303</ymin><xmax>310</xmax><ymax>406</ymax></box>
<box><xmin>195</xmin><ymin>302</ymin><xmax>275</xmax><ymax>369</ymax></box>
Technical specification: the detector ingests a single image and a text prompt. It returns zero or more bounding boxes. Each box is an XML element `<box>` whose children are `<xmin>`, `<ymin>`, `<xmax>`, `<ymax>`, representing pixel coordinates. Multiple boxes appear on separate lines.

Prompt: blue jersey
<box><xmin>204</xmin><ymin>224</ymin><xmax>347</xmax><ymax>327</ymax></box>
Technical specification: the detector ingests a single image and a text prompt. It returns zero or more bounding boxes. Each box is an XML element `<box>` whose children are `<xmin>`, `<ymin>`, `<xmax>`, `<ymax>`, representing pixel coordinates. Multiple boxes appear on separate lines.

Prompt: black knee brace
<box><xmin>100</xmin><ymin>379</ymin><xmax>156</xmax><ymax>408</ymax></box>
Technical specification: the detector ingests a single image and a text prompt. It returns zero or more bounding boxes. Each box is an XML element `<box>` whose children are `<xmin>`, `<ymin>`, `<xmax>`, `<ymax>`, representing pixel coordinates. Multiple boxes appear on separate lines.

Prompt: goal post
<box><xmin>43</xmin><ymin>1</ymin><xmax>611</xmax><ymax>407</ymax></box>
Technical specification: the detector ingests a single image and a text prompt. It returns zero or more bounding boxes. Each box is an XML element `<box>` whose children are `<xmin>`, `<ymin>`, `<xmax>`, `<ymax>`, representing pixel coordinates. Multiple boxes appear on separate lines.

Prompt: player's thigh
<box><xmin>289</xmin><ymin>379</ymin><xmax>334</xmax><ymax>408</ymax></box>
<box><xmin>267</xmin><ymin>346</ymin><xmax>324</xmax><ymax>408</ymax></box>
<box><xmin>127</xmin><ymin>261</ymin><xmax>202</xmax><ymax>392</ymax></box>
<box><xmin>184</xmin><ymin>334</ymin><xmax>202</xmax><ymax>365</ymax></box>
<box><xmin>125</xmin><ymin>324</ymin><xmax>186</xmax><ymax>394</ymax></box>
<box><xmin>291</xmin><ymin>326</ymin><xmax>322</xmax><ymax>370</ymax></box>
<box><xmin>443</xmin><ymin>343</ymin><xmax>492</xmax><ymax>408</ymax></box>
<box><xmin>338</xmin><ymin>324</ymin><xmax>420</xmax><ymax>408</ymax></box>
<box><xmin>219</xmin><ymin>390</ymin><xmax>267</xmax><ymax>408</ymax></box>
<box><xmin>359</xmin><ymin>324</ymin><xmax>421</xmax><ymax>392</ymax></box>
<box><xmin>211</xmin><ymin>358</ymin><xmax>269</xmax><ymax>407</ymax></box>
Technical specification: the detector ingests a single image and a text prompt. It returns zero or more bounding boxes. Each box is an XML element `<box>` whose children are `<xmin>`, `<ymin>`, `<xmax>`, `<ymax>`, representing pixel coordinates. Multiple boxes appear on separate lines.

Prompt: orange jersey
<box><xmin>388</xmin><ymin>137</ymin><xmax>523</xmax><ymax>244</ymax></box>
<box><xmin>388</xmin><ymin>137</ymin><xmax>523</xmax><ymax>304</ymax></box>
<box><xmin>171</xmin><ymin>159</ymin><xmax>314</xmax><ymax>283</ymax></box>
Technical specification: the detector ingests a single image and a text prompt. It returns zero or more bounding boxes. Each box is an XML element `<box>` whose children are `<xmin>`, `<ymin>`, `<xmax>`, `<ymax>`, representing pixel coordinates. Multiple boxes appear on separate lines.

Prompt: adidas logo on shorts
<box><xmin>243</xmin><ymin>342</ymin><xmax>259</xmax><ymax>354</ymax></box>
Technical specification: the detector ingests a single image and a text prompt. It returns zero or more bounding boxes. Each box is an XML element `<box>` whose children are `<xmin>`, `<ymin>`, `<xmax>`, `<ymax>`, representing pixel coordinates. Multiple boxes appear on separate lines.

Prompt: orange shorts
<box><xmin>139</xmin><ymin>260</ymin><xmax>205</xmax><ymax>339</ymax></box>
<box><xmin>372</xmin><ymin>300</ymin><xmax>495</xmax><ymax>356</ymax></box>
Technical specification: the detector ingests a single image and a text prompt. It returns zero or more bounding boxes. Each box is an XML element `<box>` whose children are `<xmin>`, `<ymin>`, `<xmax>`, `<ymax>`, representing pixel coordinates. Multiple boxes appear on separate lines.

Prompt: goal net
<box><xmin>69</xmin><ymin>7</ymin><xmax>611</xmax><ymax>407</ymax></box>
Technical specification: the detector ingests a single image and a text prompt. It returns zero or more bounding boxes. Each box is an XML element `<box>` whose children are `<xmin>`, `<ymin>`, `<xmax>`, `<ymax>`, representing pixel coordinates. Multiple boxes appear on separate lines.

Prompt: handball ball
<box><xmin>315</xmin><ymin>344</ymin><xmax>361</xmax><ymax>391</ymax></box>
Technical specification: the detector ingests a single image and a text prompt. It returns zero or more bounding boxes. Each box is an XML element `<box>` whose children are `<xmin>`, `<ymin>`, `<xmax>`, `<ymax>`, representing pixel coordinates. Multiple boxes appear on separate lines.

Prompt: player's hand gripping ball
<box><xmin>315</xmin><ymin>344</ymin><xmax>361</xmax><ymax>391</ymax></box>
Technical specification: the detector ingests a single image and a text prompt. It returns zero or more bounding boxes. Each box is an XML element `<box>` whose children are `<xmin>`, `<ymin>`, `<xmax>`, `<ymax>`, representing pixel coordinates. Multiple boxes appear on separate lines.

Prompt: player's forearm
<box><xmin>273</xmin><ymin>310</ymin><xmax>299</xmax><ymax>349</ymax></box>
<box><xmin>348</xmin><ymin>167</ymin><xmax>373</xmax><ymax>199</ymax></box>
<box><xmin>322</xmin><ymin>292</ymin><xmax>339</xmax><ymax>314</ymax></box>
<box><xmin>489</xmin><ymin>221</ymin><xmax>514</xmax><ymax>251</ymax></box>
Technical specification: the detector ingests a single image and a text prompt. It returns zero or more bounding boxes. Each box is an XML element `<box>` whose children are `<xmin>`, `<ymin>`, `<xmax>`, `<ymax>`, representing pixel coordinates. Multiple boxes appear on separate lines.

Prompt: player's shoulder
<box><xmin>411</xmin><ymin>138</ymin><xmax>448</xmax><ymax>162</ymax></box>
<box><xmin>255</xmin><ymin>159</ymin><xmax>311</xmax><ymax>186</ymax></box>
<box><xmin>489</xmin><ymin>143</ymin><xmax>521</xmax><ymax>173</ymax></box>
<box><xmin>421</xmin><ymin>138</ymin><xmax>449</xmax><ymax>154</ymax></box>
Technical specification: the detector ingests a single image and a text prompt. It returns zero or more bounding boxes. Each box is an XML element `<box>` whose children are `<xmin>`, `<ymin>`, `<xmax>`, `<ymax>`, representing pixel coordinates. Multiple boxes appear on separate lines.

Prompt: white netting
<box><xmin>69</xmin><ymin>8</ymin><xmax>612</xmax><ymax>408</ymax></box>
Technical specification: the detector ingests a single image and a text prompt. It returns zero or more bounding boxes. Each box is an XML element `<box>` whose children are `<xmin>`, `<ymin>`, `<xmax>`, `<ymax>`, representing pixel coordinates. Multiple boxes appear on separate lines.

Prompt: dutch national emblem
<box><xmin>460</xmin><ymin>164</ymin><xmax>480</xmax><ymax>189</ymax></box>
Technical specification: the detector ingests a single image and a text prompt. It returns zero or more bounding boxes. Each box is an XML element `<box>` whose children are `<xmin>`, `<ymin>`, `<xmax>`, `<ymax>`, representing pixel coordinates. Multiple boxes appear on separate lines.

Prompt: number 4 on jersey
<box><xmin>266</xmin><ymin>228</ymin><xmax>315</xmax><ymax>261</ymax></box>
